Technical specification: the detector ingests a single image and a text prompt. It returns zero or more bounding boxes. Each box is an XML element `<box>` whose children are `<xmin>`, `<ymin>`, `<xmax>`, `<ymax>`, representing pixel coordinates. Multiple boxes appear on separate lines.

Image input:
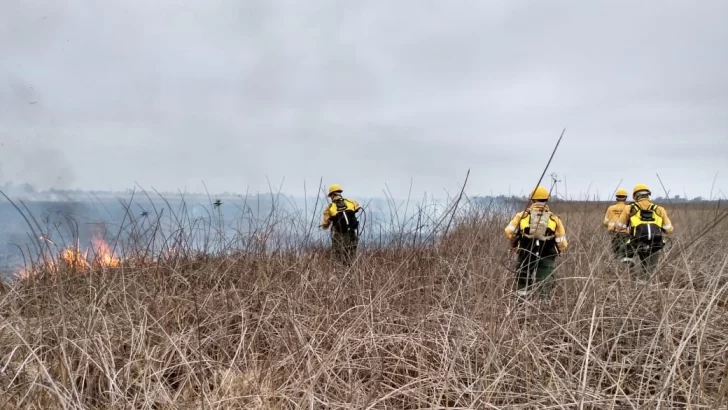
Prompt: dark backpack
<box><xmin>629</xmin><ymin>203</ymin><xmax>664</xmax><ymax>251</ymax></box>
<box><xmin>330</xmin><ymin>198</ymin><xmax>359</xmax><ymax>233</ymax></box>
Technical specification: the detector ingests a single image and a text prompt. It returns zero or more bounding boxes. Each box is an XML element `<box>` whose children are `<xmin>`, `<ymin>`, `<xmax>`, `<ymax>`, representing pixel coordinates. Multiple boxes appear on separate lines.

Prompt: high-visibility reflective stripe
<box><xmin>662</xmin><ymin>224</ymin><xmax>672</xmax><ymax>230</ymax></box>
<box><xmin>555</xmin><ymin>237</ymin><xmax>566</xmax><ymax>243</ymax></box>
<box><xmin>506</xmin><ymin>225</ymin><xmax>517</xmax><ymax>232</ymax></box>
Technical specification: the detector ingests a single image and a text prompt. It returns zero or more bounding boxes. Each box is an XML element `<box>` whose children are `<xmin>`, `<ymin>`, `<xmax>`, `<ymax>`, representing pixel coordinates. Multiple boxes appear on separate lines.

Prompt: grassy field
<box><xmin>1</xmin><ymin>197</ymin><xmax>727</xmax><ymax>408</ymax></box>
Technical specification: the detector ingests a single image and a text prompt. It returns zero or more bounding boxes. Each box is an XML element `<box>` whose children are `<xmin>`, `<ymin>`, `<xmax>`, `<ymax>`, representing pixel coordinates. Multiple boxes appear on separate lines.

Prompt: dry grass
<box><xmin>1</xmin><ymin>196</ymin><xmax>727</xmax><ymax>409</ymax></box>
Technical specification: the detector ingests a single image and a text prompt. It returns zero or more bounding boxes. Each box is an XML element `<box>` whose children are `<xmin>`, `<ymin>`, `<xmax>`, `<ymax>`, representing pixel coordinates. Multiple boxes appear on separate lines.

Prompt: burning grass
<box><xmin>14</xmin><ymin>236</ymin><xmax>121</xmax><ymax>280</ymax></box>
<box><xmin>0</xmin><ymin>194</ymin><xmax>727</xmax><ymax>408</ymax></box>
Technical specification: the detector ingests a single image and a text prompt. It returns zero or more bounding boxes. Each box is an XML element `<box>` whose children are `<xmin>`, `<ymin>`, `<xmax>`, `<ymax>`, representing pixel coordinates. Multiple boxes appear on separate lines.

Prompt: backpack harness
<box><xmin>628</xmin><ymin>202</ymin><xmax>664</xmax><ymax>250</ymax></box>
<box><xmin>329</xmin><ymin>197</ymin><xmax>359</xmax><ymax>234</ymax></box>
<box><xmin>519</xmin><ymin>208</ymin><xmax>557</xmax><ymax>242</ymax></box>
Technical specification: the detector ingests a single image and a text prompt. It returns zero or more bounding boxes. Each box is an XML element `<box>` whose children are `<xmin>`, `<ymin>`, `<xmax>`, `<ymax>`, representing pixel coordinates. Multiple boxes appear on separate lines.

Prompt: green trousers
<box><xmin>331</xmin><ymin>230</ymin><xmax>358</xmax><ymax>266</ymax></box>
<box><xmin>516</xmin><ymin>253</ymin><xmax>556</xmax><ymax>298</ymax></box>
<box><xmin>624</xmin><ymin>242</ymin><xmax>661</xmax><ymax>280</ymax></box>
<box><xmin>622</xmin><ymin>242</ymin><xmax>661</xmax><ymax>280</ymax></box>
<box><xmin>610</xmin><ymin>232</ymin><xmax>630</xmax><ymax>259</ymax></box>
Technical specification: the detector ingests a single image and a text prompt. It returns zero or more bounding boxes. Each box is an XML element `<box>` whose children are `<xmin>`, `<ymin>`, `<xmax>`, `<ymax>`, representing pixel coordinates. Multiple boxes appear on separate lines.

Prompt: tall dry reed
<box><xmin>1</xmin><ymin>193</ymin><xmax>726</xmax><ymax>409</ymax></box>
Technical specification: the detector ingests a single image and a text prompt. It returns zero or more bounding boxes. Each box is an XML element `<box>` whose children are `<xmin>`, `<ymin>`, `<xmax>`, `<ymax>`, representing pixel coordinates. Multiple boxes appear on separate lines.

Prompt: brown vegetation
<box><xmin>1</xmin><ymin>198</ymin><xmax>727</xmax><ymax>408</ymax></box>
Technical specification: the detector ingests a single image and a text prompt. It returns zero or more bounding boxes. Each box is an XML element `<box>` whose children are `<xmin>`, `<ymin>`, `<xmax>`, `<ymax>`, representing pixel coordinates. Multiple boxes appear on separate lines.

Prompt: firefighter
<box><xmin>504</xmin><ymin>186</ymin><xmax>568</xmax><ymax>299</ymax></box>
<box><xmin>603</xmin><ymin>188</ymin><xmax>630</xmax><ymax>260</ymax></box>
<box><xmin>615</xmin><ymin>183</ymin><xmax>674</xmax><ymax>280</ymax></box>
<box><xmin>321</xmin><ymin>184</ymin><xmax>361</xmax><ymax>265</ymax></box>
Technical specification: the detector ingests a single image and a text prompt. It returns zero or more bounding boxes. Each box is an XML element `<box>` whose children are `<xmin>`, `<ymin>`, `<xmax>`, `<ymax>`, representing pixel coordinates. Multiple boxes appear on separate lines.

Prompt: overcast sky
<box><xmin>1</xmin><ymin>0</ymin><xmax>727</xmax><ymax>200</ymax></box>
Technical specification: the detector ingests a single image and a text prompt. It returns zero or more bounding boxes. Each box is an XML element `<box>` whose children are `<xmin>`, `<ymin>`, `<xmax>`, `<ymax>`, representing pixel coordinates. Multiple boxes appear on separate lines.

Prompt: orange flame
<box><xmin>90</xmin><ymin>237</ymin><xmax>121</xmax><ymax>268</ymax></box>
<box><xmin>59</xmin><ymin>246</ymin><xmax>89</xmax><ymax>270</ymax></box>
<box><xmin>13</xmin><ymin>257</ymin><xmax>59</xmax><ymax>281</ymax></box>
<box><xmin>13</xmin><ymin>234</ymin><xmax>123</xmax><ymax>281</ymax></box>
<box><xmin>14</xmin><ymin>266</ymin><xmax>34</xmax><ymax>281</ymax></box>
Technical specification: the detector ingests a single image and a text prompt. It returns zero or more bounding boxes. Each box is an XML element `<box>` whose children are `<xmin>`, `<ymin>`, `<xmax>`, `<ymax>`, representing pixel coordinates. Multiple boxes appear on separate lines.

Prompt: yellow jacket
<box><xmin>321</xmin><ymin>195</ymin><xmax>361</xmax><ymax>229</ymax></box>
<box><xmin>504</xmin><ymin>202</ymin><xmax>568</xmax><ymax>253</ymax></box>
<box><xmin>604</xmin><ymin>201</ymin><xmax>629</xmax><ymax>233</ymax></box>
<box><xmin>615</xmin><ymin>198</ymin><xmax>673</xmax><ymax>234</ymax></box>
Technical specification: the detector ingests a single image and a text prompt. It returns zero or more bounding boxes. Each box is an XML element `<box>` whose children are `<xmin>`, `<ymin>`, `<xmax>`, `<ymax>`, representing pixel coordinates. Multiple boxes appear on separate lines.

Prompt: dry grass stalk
<box><xmin>0</xmin><ymin>195</ymin><xmax>726</xmax><ymax>409</ymax></box>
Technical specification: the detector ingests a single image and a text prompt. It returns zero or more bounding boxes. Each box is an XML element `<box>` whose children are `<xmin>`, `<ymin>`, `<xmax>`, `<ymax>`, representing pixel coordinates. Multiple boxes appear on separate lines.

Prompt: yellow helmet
<box><xmin>615</xmin><ymin>188</ymin><xmax>628</xmax><ymax>197</ymax></box>
<box><xmin>328</xmin><ymin>183</ymin><xmax>343</xmax><ymax>196</ymax></box>
<box><xmin>529</xmin><ymin>186</ymin><xmax>550</xmax><ymax>201</ymax></box>
<box><xmin>632</xmin><ymin>183</ymin><xmax>651</xmax><ymax>198</ymax></box>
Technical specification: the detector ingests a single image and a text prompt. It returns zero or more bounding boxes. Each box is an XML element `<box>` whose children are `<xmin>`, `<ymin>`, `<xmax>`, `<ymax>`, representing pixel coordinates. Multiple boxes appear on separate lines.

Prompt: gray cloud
<box><xmin>1</xmin><ymin>0</ymin><xmax>726</xmax><ymax>199</ymax></box>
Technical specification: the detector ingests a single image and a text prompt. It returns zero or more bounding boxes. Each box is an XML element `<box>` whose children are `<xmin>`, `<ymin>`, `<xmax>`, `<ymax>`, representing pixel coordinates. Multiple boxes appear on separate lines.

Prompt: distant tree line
<box><xmin>470</xmin><ymin>194</ymin><xmax>722</xmax><ymax>204</ymax></box>
<box><xmin>1</xmin><ymin>182</ymin><xmax>723</xmax><ymax>204</ymax></box>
